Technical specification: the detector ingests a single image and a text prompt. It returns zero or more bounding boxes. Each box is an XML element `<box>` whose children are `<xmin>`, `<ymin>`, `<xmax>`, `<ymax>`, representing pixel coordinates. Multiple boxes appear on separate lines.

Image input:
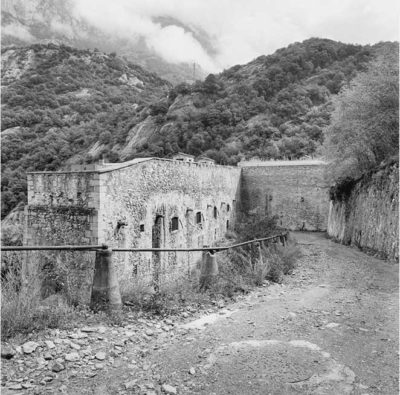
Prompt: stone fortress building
<box><xmin>25</xmin><ymin>157</ymin><xmax>329</xmax><ymax>302</ymax></box>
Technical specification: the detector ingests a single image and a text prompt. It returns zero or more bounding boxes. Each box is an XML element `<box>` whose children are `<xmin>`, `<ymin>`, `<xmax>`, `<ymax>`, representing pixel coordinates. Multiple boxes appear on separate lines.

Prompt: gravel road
<box><xmin>2</xmin><ymin>232</ymin><xmax>398</xmax><ymax>394</ymax></box>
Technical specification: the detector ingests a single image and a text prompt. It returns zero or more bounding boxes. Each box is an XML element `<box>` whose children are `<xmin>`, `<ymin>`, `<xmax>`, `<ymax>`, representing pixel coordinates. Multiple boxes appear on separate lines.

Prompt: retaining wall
<box><xmin>327</xmin><ymin>163</ymin><xmax>399</xmax><ymax>260</ymax></box>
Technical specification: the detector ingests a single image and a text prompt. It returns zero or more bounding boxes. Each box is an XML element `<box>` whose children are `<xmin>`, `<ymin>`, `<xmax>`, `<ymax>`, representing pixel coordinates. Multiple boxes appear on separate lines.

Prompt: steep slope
<box><xmin>1</xmin><ymin>43</ymin><xmax>170</xmax><ymax>217</ymax></box>
<box><xmin>119</xmin><ymin>38</ymin><xmax>379</xmax><ymax>163</ymax></box>
<box><xmin>2</xmin><ymin>39</ymin><xmax>396</xmax><ymax>219</ymax></box>
<box><xmin>1</xmin><ymin>0</ymin><xmax>207</xmax><ymax>84</ymax></box>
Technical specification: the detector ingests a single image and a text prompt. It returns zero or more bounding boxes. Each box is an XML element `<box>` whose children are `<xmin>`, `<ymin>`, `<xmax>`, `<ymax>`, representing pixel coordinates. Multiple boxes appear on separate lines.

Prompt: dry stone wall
<box><xmin>240</xmin><ymin>161</ymin><xmax>329</xmax><ymax>230</ymax></box>
<box><xmin>327</xmin><ymin>163</ymin><xmax>399</xmax><ymax>260</ymax></box>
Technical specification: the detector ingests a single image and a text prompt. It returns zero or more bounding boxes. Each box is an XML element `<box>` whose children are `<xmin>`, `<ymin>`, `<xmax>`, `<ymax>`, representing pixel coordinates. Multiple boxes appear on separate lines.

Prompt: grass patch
<box><xmin>121</xmin><ymin>219</ymin><xmax>301</xmax><ymax>315</ymax></box>
<box><xmin>1</xmin><ymin>252</ymin><xmax>75</xmax><ymax>340</ymax></box>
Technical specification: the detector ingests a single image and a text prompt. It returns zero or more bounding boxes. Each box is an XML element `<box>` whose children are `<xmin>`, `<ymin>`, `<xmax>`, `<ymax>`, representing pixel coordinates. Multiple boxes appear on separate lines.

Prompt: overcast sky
<box><xmin>72</xmin><ymin>0</ymin><xmax>399</xmax><ymax>72</ymax></box>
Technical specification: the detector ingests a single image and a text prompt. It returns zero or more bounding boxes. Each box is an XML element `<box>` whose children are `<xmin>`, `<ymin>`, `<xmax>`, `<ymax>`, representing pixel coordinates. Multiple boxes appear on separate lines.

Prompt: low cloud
<box><xmin>71</xmin><ymin>0</ymin><xmax>399</xmax><ymax>72</ymax></box>
<box><xmin>2</xmin><ymin>23</ymin><xmax>34</xmax><ymax>42</ymax></box>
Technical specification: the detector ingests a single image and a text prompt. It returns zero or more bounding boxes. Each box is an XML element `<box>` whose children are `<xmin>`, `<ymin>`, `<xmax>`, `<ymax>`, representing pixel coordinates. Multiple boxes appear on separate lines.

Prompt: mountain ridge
<box><xmin>1</xmin><ymin>0</ymin><xmax>207</xmax><ymax>84</ymax></box>
<box><xmin>1</xmin><ymin>38</ymin><xmax>398</xmax><ymax>218</ymax></box>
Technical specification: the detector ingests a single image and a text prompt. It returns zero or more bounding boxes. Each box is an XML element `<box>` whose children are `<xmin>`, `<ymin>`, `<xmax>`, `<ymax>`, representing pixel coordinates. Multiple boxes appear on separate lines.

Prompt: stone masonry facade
<box><xmin>25</xmin><ymin>158</ymin><xmax>328</xmax><ymax>303</ymax></box>
<box><xmin>240</xmin><ymin>160</ymin><xmax>329</xmax><ymax>231</ymax></box>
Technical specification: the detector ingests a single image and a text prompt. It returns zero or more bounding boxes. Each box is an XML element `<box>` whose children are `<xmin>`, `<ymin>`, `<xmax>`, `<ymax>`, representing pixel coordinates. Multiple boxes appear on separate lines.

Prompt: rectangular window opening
<box><xmin>171</xmin><ymin>217</ymin><xmax>179</xmax><ymax>231</ymax></box>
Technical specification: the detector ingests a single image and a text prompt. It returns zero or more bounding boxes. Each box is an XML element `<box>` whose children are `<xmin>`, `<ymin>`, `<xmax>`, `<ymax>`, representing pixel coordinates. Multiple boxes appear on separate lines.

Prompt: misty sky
<box><xmin>72</xmin><ymin>0</ymin><xmax>399</xmax><ymax>72</ymax></box>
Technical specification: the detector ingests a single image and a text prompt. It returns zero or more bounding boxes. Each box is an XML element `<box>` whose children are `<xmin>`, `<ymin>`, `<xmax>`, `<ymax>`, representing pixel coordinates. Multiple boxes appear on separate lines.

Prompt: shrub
<box><xmin>235</xmin><ymin>215</ymin><xmax>284</xmax><ymax>241</ymax></box>
<box><xmin>120</xmin><ymin>274</ymin><xmax>209</xmax><ymax>315</ymax></box>
<box><xmin>1</xmin><ymin>253</ymin><xmax>74</xmax><ymax>339</ymax></box>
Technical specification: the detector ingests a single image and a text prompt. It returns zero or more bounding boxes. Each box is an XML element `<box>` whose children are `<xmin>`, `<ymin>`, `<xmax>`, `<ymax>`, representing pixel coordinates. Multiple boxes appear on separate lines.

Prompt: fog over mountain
<box><xmin>2</xmin><ymin>0</ymin><xmax>398</xmax><ymax>83</ymax></box>
<box><xmin>1</xmin><ymin>0</ymin><xmax>209</xmax><ymax>83</ymax></box>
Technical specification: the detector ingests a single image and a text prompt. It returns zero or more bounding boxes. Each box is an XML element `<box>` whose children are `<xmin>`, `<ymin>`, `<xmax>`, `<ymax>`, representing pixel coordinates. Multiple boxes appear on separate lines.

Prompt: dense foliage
<box><xmin>323</xmin><ymin>43</ymin><xmax>399</xmax><ymax>183</ymax></box>
<box><xmin>1</xmin><ymin>43</ymin><xmax>170</xmax><ymax>217</ymax></box>
<box><xmin>129</xmin><ymin>38</ymin><xmax>374</xmax><ymax>164</ymax></box>
<box><xmin>1</xmin><ymin>38</ymin><xmax>394</xmax><ymax>218</ymax></box>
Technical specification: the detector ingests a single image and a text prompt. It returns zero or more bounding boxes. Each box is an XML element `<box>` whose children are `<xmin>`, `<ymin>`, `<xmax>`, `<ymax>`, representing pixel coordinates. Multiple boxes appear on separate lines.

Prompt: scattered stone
<box><xmin>65</xmin><ymin>352</ymin><xmax>80</xmax><ymax>362</ymax></box>
<box><xmin>318</xmin><ymin>284</ymin><xmax>328</xmax><ymax>288</ymax></box>
<box><xmin>50</xmin><ymin>362</ymin><xmax>65</xmax><ymax>373</ymax></box>
<box><xmin>36</xmin><ymin>357</ymin><xmax>47</xmax><ymax>366</ymax></box>
<box><xmin>334</xmin><ymin>311</ymin><xmax>342</xmax><ymax>316</ymax></box>
<box><xmin>70</xmin><ymin>343</ymin><xmax>81</xmax><ymax>350</ymax></box>
<box><xmin>22</xmin><ymin>341</ymin><xmax>40</xmax><ymax>354</ymax></box>
<box><xmin>69</xmin><ymin>332</ymin><xmax>88</xmax><ymax>339</ymax></box>
<box><xmin>325</xmin><ymin>322</ymin><xmax>340</xmax><ymax>329</ymax></box>
<box><xmin>189</xmin><ymin>367</ymin><xmax>196</xmax><ymax>375</ymax></box>
<box><xmin>145</xmin><ymin>329</ymin><xmax>154</xmax><ymax>336</ymax></box>
<box><xmin>22</xmin><ymin>383</ymin><xmax>35</xmax><ymax>389</ymax></box>
<box><xmin>43</xmin><ymin>376</ymin><xmax>54</xmax><ymax>382</ymax></box>
<box><xmin>1</xmin><ymin>345</ymin><xmax>16</xmax><ymax>359</ymax></box>
<box><xmin>81</xmin><ymin>327</ymin><xmax>97</xmax><ymax>333</ymax></box>
<box><xmin>359</xmin><ymin>328</ymin><xmax>369</xmax><ymax>332</ymax></box>
<box><xmin>8</xmin><ymin>383</ymin><xmax>23</xmax><ymax>390</ymax></box>
<box><xmin>43</xmin><ymin>352</ymin><xmax>53</xmax><ymax>361</ymax></box>
<box><xmin>95</xmin><ymin>363</ymin><xmax>104</xmax><ymax>370</ymax></box>
<box><xmin>162</xmin><ymin>384</ymin><xmax>177</xmax><ymax>394</ymax></box>
<box><xmin>124</xmin><ymin>379</ymin><xmax>138</xmax><ymax>390</ymax></box>
<box><xmin>288</xmin><ymin>312</ymin><xmax>297</xmax><ymax>318</ymax></box>
<box><xmin>95</xmin><ymin>352</ymin><xmax>106</xmax><ymax>361</ymax></box>
<box><xmin>44</xmin><ymin>340</ymin><xmax>56</xmax><ymax>349</ymax></box>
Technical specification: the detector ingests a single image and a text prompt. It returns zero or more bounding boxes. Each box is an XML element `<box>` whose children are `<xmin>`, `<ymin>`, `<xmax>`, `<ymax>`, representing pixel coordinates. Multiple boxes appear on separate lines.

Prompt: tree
<box><xmin>324</xmin><ymin>44</ymin><xmax>399</xmax><ymax>182</ymax></box>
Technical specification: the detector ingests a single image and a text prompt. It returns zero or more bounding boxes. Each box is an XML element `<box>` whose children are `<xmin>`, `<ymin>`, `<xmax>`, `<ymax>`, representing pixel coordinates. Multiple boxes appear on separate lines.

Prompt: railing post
<box><xmin>200</xmin><ymin>249</ymin><xmax>218</xmax><ymax>290</ymax></box>
<box><xmin>251</xmin><ymin>241</ymin><xmax>263</xmax><ymax>270</ymax></box>
<box><xmin>107</xmin><ymin>249</ymin><xmax>122</xmax><ymax>311</ymax></box>
<box><xmin>91</xmin><ymin>247</ymin><xmax>121</xmax><ymax>311</ymax></box>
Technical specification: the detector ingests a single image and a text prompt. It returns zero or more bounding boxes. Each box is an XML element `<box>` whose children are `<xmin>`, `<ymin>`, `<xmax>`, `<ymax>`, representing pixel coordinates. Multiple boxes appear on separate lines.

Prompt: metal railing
<box><xmin>1</xmin><ymin>231</ymin><xmax>289</xmax><ymax>311</ymax></box>
<box><xmin>1</xmin><ymin>232</ymin><xmax>288</xmax><ymax>252</ymax></box>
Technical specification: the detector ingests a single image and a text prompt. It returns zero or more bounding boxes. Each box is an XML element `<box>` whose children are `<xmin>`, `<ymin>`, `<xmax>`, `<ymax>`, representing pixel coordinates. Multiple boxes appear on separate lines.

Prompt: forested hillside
<box><xmin>127</xmin><ymin>38</ymin><xmax>376</xmax><ymax>164</ymax></box>
<box><xmin>1</xmin><ymin>38</ymin><xmax>396</xmax><ymax>218</ymax></box>
<box><xmin>1</xmin><ymin>43</ymin><xmax>170</xmax><ymax>217</ymax></box>
<box><xmin>323</xmin><ymin>43</ymin><xmax>399</xmax><ymax>184</ymax></box>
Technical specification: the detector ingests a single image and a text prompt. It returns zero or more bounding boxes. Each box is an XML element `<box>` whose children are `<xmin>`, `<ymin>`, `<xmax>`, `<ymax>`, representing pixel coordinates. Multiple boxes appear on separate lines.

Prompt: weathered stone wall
<box><xmin>240</xmin><ymin>161</ymin><xmax>329</xmax><ymax>230</ymax></box>
<box><xmin>25</xmin><ymin>172</ymin><xmax>99</xmax><ymax>303</ymax></box>
<box><xmin>25</xmin><ymin>158</ymin><xmax>334</xmax><ymax>303</ymax></box>
<box><xmin>97</xmin><ymin>159</ymin><xmax>241</xmax><ymax>290</ymax></box>
<box><xmin>327</xmin><ymin>163</ymin><xmax>399</xmax><ymax>260</ymax></box>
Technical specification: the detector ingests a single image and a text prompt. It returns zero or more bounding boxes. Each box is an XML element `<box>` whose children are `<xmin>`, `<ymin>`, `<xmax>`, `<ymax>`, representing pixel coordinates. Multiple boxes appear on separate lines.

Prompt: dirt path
<box><xmin>2</xmin><ymin>232</ymin><xmax>398</xmax><ymax>394</ymax></box>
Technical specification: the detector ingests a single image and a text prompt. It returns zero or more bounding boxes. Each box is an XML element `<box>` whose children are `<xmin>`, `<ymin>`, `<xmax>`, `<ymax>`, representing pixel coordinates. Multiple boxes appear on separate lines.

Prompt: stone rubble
<box><xmin>1</xmin><ymin>301</ymin><xmax>231</xmax><ymax>393</ymax></box>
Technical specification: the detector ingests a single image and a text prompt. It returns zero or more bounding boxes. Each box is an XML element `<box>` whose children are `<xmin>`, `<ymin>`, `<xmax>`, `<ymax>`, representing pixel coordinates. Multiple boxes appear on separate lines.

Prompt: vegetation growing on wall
<box><xmin>323</xmin><ymin>42</ymin><xmax>399</xmax><ymax>186</ymax></box>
